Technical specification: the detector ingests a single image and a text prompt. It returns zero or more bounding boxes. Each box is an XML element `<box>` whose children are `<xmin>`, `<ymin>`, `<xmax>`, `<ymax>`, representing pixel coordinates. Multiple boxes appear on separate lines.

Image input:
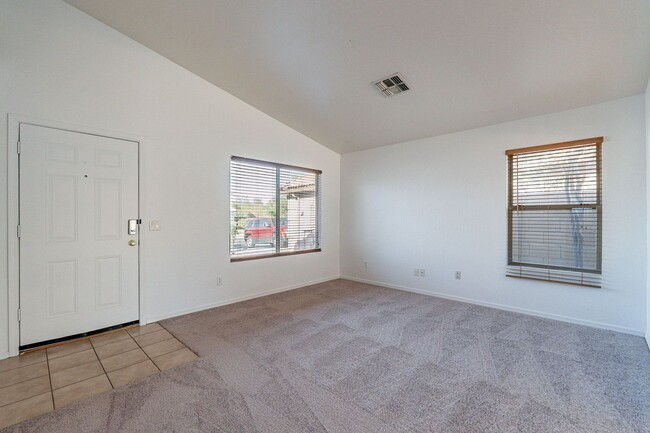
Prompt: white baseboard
<box><xmin>3</xmin><ymin>274</ymin><xmax>640</xmax><ymax>359</ymax></box>
<box><xmin>145</xmin><ymin>275</ymin><xmax>341</xmax><ymax>323</ymax></box>
<box><xmin>341</xmin><ymin>275</ymin><xmax>645</xmax><ymax>337</ymax></box>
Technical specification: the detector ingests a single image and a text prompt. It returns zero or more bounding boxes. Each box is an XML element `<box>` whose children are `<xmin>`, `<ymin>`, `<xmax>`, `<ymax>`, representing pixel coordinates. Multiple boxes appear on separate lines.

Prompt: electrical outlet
<box><xmin>217</xmin><ymin>277</ymin><xmax>223</xmax><ymax>286</ymax></box>
<box><xmin>455</xmin><ymin>271</ymin><xmax>462</xmax><ymax>280</ymax></box>
<box><xmin>420</xmin><ymin>268</ymin><xmax>425</xmax><ymax>277</ymax></box>
<box><xmin>414</xmin><ymin>268</ymin><xmax>420</xmax><ymax>277</ymax></box>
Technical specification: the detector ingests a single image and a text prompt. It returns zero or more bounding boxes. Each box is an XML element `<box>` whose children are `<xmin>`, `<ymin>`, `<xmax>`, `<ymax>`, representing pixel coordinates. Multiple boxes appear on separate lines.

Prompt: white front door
<box><xmin>19</xmin><ymin>124</ymin><xmax>139</xmax><ymax>346</ymax></box>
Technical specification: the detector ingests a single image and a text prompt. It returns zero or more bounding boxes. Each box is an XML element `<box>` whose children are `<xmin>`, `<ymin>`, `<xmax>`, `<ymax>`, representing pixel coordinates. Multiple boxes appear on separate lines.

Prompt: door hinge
<box><xmin>17</xmin><ymin>309</ymin><xmax>21</xmax><ymax>322</ymax></box>
<box><xmin>17</xmin><ymin>225</ymin><xmax>21</xmax><ymax>238</ymax></box>
<box><xmin>17</xmin><ymin>141</ymin><xmax>21</xmax><ymax>154</ymax></box>
<box><xmin>136</xmin><ymin>219</ymin><xmax>142</xmax><ymax>224</ymax></box>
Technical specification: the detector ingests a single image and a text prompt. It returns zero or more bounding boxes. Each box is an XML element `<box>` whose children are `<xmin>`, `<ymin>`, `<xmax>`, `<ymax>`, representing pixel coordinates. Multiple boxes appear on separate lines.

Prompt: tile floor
<box><xmin>0</xmin><ymin>323</ymin><xmax>197</xmax><ymax>429</ymax></box>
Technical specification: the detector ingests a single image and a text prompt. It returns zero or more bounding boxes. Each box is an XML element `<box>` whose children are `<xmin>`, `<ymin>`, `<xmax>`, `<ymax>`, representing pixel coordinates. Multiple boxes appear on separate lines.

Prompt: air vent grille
<box><xmin>373</xmin><ymin>73</ymin><xmax>410</xmax><ymax>97</ymax></box>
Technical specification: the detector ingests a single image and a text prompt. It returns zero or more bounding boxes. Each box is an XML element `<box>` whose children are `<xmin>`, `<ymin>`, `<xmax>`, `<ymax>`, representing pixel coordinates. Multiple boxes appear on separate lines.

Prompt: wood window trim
<box><xmin>230</xmin><ymin>248</ymin><xmax>322</xmax><ymax>263</ymax></box>
<box><xmin>506</xmin><ymin>137</ymin><xmax>603</xmax><ymax>288</ymax></box>
<box><xmin>505</xmin><ymin>136</ymin><xmax>603</xmax><ymax>156</ymax></box>
<box><xmin>505</xmin><ymin>275</ymin><xmax>601</xmax><ymax>289</ymax></box>
<box><xmin>231</xmin><ymin>156</ymin><xmax>322</xmax><ymax>175</ymax></box>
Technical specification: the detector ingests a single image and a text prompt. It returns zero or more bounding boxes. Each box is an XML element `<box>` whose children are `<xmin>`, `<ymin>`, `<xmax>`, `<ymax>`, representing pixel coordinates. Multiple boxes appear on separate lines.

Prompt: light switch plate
<box><xmin>149</xmin><ymin>220</ymin><xmax>161</xmax><ymax>231</ymax></box>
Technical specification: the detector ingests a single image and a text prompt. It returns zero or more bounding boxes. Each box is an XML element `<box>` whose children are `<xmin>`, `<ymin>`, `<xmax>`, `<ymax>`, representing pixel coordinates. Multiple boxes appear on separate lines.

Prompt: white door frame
<box><xmin>7</xmin><ymin>114</ymin><xmax>148</xmax><ymax>357</ymax></box>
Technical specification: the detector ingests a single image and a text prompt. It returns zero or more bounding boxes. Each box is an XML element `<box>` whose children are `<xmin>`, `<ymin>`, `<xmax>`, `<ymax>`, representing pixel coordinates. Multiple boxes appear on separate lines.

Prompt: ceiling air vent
<box><xmin>372</xmin><ymin>73</ymin><xmax>410</xmax><ymax>97</ymax></box>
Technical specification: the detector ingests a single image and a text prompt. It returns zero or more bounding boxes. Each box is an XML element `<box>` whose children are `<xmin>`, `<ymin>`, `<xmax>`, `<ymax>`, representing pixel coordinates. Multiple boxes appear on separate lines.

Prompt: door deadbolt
<box><xmin>128</xmin><ymin>219</ymin><xmax>138</xmax><ymax>235</ymax></box>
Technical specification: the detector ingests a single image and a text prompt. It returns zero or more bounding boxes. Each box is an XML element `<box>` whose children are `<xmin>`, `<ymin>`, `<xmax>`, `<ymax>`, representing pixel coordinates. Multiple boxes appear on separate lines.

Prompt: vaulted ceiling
<box><xmin>64</xmin><ymin>0</ymin><xmax>650</xmax><ymax>154</ymax></box>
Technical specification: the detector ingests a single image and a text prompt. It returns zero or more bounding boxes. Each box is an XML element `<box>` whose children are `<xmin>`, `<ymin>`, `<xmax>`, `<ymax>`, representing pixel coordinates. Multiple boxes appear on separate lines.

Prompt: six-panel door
<box><xmin>19</xmin><ymin>124</ymin><xmax>139</xmax><ymax>346</ymax></box>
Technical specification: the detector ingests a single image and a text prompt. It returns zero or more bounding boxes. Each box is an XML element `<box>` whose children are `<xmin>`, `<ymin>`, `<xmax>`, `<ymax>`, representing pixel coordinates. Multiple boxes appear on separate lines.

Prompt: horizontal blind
<box><xmin>506</xmin><ymin>137</ymin><xmax>602</xmax><ymax>287</ymax></box>
<box><xmin>230</xmin><ymin>157</ymin><xmax>321</xmax><ymax>261</ymax></box>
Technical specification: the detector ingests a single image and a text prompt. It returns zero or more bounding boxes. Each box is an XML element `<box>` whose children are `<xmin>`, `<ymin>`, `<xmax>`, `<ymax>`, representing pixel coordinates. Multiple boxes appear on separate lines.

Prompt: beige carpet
<box><xmin>4</xmin><ymin>279</ymin><xmax>650</xmax><ymax>432</ymax></box>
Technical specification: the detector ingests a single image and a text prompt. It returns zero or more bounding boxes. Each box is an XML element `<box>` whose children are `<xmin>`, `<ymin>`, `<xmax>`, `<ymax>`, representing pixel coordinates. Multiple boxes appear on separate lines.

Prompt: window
<box><xmin>230</xmin><ymin>156</ymin><xmax>322</xmax><ymax>261</ymax></box>
<box><xmin>506</xmin><ymin>137</ymin><xmax>602</xmax><ymax>287</ymax></box>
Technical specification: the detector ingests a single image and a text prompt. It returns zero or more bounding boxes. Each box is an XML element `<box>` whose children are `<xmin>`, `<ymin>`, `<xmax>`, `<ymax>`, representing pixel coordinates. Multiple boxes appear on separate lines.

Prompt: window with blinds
<box><xmin>506</xmin><ymin>137</ymin><xmax>602</xmax><ymax>288</ymax></box>
<box><xmin>230</xmin><ymin>156</ymin><xmax>321</xmax><ymax>261</ymax></box>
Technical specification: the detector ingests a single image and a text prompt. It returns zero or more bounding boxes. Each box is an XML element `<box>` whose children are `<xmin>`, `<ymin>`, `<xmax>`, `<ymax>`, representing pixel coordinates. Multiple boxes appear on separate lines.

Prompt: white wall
<box><xmin>342</xmin><ymin>95</ymin><xmax>647</xmax><ymax>334</ymax></box>
<box><xmin>0</xmin><ymin>0</ymin><xmax>340</xmax><ymax>358</ymax></box>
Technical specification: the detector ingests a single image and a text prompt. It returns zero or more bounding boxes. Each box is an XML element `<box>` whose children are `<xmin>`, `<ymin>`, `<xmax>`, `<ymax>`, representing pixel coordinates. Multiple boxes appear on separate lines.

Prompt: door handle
<box><xmin>128</xmin><ymin>240</ymin><xmax>137</xmax><ymax>246</ymax></box>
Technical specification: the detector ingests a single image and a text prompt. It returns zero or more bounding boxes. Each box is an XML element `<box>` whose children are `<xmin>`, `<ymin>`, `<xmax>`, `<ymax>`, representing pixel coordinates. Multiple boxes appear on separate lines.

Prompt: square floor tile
<box><xmin>0</xmin><ymin>351</ymin><xmax>46</xmax><ymax>373</ymax></box>
<box><xmin>53</xmin><ymin>374</ymin><xmax>112</xmax><ymax>409</ymax></box>
<box><xmin>47</xmin><ymin>339</ymin><xmax>92</xmax><ymax>360</ymax></box>
<box><xmin>94</xmin><ymin>338</ymin><xmax>139</xmax><ymax>359</ymax></box>
<box><xmin>0</xmin><ymin>376</ymin><xmax>51</xmax><ymax>407</ymax></box>
<box><xmin>141</xmin><ymin>338</ymin><xmax>185</xmax><ymax>359</ymax></box>
<box><xmin>0</xmin><ymin>328</ymin><xmax>197</xmax><ymax>427</ymax></box>
<box><xmin>152</xmin><ymin>348</ymin><xmax>197</xmax><ymax>371</ymax></box>
<box><xmin>100</xmin><ymin>348</ymin><xmax>148</xmax><ymax>373</ymax></box>
<box><xmin>0</xmin><ymin>392</ymin><xmax>53</xmax><ymax>429</ymax></box>
<box><xmin>90</xmin><ymin>330</ymin><xmax>131</xmax><ymax>348</ymax></box>
<box><xmin>50</xmin><ymin>360</ymin><xmax>104</xmax><ymax>390</ymax></box>
<box><xmin>127</xmin><ymin>323</ymin><xmax>162</xmax><ymax>337</ymax></box>
<box><xmin>48</xmin><ymin>349</ymin><xmax>98</xmax><ymax>373</ymax></box>
<box><xmin>107</xmin><ymin>360</ymin><xmax>159</xmax><ymax>388</ymax></box>
<box><xmin>0</xmin><ymin>362</ymin><xmax>48</xmax><ymax>389</ymax></box>
<box><xmin>133</xmin><ymin>329</ymin><xmax>173</xmax><ymax>347</ymax></box>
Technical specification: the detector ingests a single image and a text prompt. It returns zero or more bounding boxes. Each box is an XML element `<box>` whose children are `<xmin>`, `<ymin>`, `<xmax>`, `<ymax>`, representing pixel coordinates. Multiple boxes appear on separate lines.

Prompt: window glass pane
<box><xmin>512</xmin><ymin>146</ymin><xmax>598</xmax><ymax>206</ymax></box>
<box><xmin>230</xmin><ymin>160</ymin><xmax>277</xmax><ymax>259</ymax></box>
<box><xmin>279</xmin><ymin>168</ymin><xmax>318</xmax><ymax>253</ymax></box>
<box><xmin>511</xmin><ymin>208</ymin><xmax>599</xmax><ymax>271</ymax></box>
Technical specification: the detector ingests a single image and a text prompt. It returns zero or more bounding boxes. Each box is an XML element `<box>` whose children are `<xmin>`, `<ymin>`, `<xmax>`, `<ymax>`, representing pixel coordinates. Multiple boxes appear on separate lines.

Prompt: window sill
<box><xmin>506</xmin><ymin>274</ymin><xmax>601</xmax><ymax>289</ymax></box>
<box><xmin>230</xmin><ymin>248</ymin><xmax>321</xmax><ymax>262</ymax></box>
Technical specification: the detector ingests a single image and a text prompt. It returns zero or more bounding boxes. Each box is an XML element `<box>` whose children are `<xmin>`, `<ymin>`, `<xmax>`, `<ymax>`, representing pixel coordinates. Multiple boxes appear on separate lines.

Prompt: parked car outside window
<box><xmin>244</xmin><ymin>217</ymin><xmax>288</xmax><ymax>248</ymax></box>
